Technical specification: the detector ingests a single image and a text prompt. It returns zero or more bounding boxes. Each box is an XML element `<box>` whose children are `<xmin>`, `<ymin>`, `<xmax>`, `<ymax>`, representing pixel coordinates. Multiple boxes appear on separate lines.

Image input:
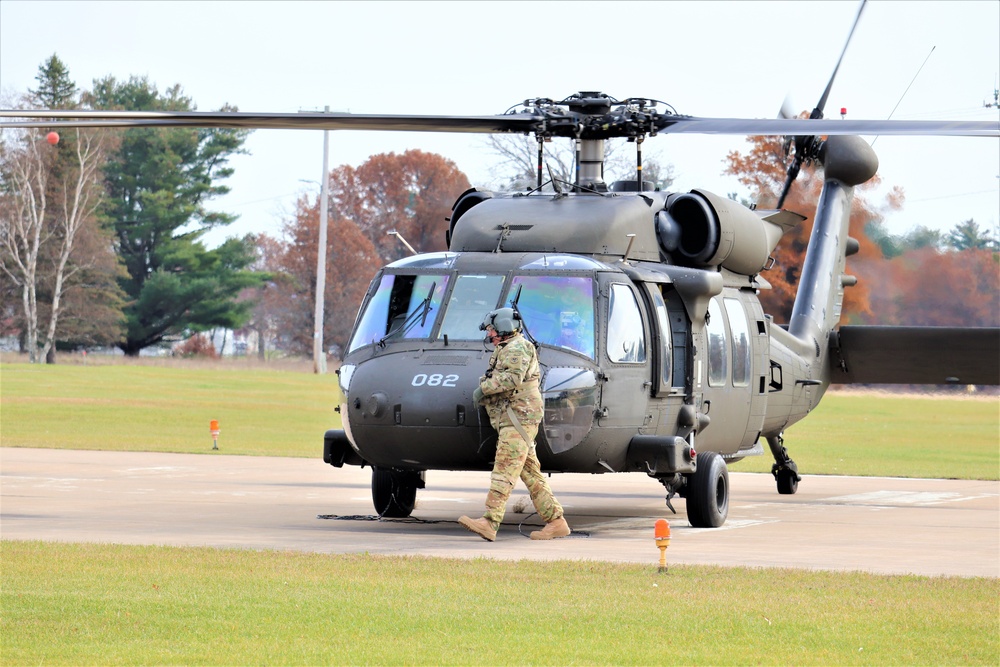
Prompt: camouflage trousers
<box><xmin>483</xmin><ymin>423</ymin><xmax>564</xmax><ymax>530</ymax></box>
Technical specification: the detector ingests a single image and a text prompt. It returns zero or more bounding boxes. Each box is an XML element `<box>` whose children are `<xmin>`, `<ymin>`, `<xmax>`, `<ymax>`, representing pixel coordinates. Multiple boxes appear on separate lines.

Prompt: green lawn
<box><xmin>733</xmin><ymin>391</ymin><xmax>999</xmax><ymax>480</ymax></box>
<box><xmin>3</xmin><ymin>541</ymin><xmax>997</xmax><ymax>666</ymax></box>
<box><xmin>2</xmin><ymin>360</ymin><xmax>996</xmax><ymax>479</ymax></box>
<box><xmin>0</xmin><ymin>361</ymin><xmax>343</xmax><ymax>457</ymax></box>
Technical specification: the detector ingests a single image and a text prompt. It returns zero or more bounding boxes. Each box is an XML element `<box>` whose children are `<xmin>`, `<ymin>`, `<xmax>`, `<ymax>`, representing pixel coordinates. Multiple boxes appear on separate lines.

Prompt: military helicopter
<box><xmin>3</xmin><ymin>7</ymin><xmax>997</xmax><ymax>529</ymax></box>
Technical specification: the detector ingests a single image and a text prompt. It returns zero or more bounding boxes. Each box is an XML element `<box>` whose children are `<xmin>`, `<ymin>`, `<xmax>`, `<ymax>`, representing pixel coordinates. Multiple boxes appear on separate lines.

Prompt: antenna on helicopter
<box><xmin>388</xmin><ymin>230</ymin><xmax>417</xmax><ymax>256</ymax></box>
<box><xmin>547</xmin><ymin>163</ymin><xmax>564</xmax><ymax>196</ymax></box>
<box><xmin>872</xmin><ymin>45</ymin><xmax>936</xmax><ymax>147</ymax></box>
<box><xmin>985</xmin><ymin>75</ymin><xmax>999</xmax><ymax>109</ymax></box>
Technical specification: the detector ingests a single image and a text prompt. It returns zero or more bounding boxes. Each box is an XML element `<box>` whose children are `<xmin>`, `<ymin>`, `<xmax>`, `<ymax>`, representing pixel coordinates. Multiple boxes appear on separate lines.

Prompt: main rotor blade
<box><xmin>0</xmin><ymin>110</ymin><xmax>996</xmax><ymax>137</ymax></box>
<box><xmin>660</xmin><ymin>117</ymin><xmax>999</xmax><ymax>137</ymax></box>
<box><xmin>0</xmin><ymin>110</ymin><xmax>541</xmax><ymax>134</ymax></box>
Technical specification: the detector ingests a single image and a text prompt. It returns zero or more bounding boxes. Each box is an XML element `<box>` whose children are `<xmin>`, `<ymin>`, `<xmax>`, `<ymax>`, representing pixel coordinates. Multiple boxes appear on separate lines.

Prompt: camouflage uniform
<box><xmin>478</xmin><ymin>331</ymin><xmax>564</xmax><ymax>530</ymax></box>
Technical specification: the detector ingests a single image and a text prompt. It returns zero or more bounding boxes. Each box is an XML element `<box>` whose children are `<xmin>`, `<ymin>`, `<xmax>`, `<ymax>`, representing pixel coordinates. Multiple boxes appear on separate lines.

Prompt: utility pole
<box><xmin>312</xmin><ymin>106</ymin><xmax>330</xmax><ymax>374</ymax></box>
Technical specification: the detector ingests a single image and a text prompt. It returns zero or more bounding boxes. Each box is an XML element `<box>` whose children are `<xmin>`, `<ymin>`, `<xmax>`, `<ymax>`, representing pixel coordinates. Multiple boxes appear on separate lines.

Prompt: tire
<box><xmin>372</xmin><ymin>467</ymin><xmax>419</xmax><ymax>518</ymax></box>
<box><xmin>687</xmin><ymin>451</ymin><xmax>729</xmax><ymax>528</ymax></box>
<box><xmin>776</xmin><ymin>468</ymin><xmax>799</xmax><ymax>495</ymax></box>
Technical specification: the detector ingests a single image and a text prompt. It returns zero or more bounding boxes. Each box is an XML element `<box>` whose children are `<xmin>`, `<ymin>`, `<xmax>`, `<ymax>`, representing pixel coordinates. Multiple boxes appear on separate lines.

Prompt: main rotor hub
<box><xmin>517</xmin><ymin>92</ymin><xmax>683</xmax><ymax>141</ymax></box>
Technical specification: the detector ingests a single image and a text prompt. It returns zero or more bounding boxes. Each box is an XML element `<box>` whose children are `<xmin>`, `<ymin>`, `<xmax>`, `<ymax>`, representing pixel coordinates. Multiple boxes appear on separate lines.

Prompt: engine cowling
<box><xmin>655</xmin><ymin>189</ymin><xmax>789</xmax><ymax>276</ymax></box>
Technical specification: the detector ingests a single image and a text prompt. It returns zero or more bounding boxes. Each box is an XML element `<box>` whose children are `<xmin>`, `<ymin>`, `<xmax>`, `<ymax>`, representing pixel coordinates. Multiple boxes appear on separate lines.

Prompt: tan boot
<box><xmin>530</xmin><ymin>516</ymin><xmax>571</xmax><ymax>540</ymax></box>
<box><xmin>458</xmin><ymin>515</ymin><xmax>497</xmax><ymax>542</ymax></box>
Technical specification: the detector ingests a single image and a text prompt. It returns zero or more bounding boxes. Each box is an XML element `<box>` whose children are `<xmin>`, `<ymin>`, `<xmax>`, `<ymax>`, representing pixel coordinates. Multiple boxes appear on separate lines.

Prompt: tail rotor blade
<box><xmin>777</xmin><ymin>159</ymin><xmax>801</xmax><ymax>209</ymax></box>
<box><xmin>813</xmin><ymin>0</ymin><xmax>867</xmax><ymax>119</ymax></box>
<box><xmin>777</xmin><ymin>0</ymin><xmax>866</xmax><ymax>208</ymax></box>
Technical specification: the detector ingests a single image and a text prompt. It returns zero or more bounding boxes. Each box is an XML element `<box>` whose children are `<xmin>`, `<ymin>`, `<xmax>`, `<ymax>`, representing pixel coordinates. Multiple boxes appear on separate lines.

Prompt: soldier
<box><xmin>459</xmin><ymin>307</ymin><xmax>571</xmax><ymax>542</ymax></box>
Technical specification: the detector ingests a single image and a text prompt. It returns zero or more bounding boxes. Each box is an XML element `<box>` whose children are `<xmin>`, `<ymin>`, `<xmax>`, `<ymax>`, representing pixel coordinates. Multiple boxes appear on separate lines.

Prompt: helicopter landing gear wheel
<box><xmin>767</xmin><ymin>434</ymin><xmax>800</xmax><ymax>495</ymax></box>
<box><xmin>372</xmin><ymin>467</ymin><xmax>425</xmax><ymax>518</ymax></box>
<box><xmin>775</xmin><ymin>467</ymin><xmax>799</xmax><ymax>495</ymax></box>
<box><xmin>686</xmin><ymin>451</ymin><xmax>729</xmax><ymax>528</ymax></box>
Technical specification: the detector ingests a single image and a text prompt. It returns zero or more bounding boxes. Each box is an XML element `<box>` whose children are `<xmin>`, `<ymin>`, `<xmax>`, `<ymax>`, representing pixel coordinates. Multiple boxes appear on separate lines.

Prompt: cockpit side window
<box><xmin>438</xmin><ymin>274</ymin><xmax>505</xmax><ymax>340</ymax></box>
<box><xmin>607</xmin><ymin>283</ymin><xmax>647</xmax><ymax>364</ymax></box>
<box><xmin>509</xmin><ymin>275</ymin><xmax>596</xmax><ymax>359</ymax></box>
<box><xmin>347</xmin><ymin>273</ymin><xmax>449</xmax><ymax>352</ymax></box>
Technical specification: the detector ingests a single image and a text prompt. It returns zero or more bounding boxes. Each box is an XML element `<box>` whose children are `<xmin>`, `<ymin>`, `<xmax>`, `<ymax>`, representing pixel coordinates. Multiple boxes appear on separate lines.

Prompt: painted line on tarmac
<box><xmin>821</xmin><ymin>490</ymin><xmax>999</xmax><ymax>506</ymax></box>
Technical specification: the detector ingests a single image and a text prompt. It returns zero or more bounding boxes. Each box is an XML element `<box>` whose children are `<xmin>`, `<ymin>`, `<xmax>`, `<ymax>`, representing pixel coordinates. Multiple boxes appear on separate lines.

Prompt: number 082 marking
<box><xmin>411</xmin><ymin>373</ymin><xmax>459</xmax><ymax>388</ymax></box>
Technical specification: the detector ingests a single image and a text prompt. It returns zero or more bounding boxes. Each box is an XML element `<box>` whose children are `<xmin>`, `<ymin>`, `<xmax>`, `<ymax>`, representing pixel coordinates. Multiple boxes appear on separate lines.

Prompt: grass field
<box><xmin>1</xmin><ymin>359</ymin><xmax>996</xmax><ymax>479</ymax></box>
<box><xmin>2</xmin><ymin>358</ymin><xmax>997</xmax><ymax>665</ymax></box>
<box><xmin>0</xmin><ymin>359</ymin><xmax>343</xmax><ymax>457</ymax></box>
<box><xmin>3</xmin><ymin>541</ymin><xmax>997</xmax><ymax>666</ymax></box>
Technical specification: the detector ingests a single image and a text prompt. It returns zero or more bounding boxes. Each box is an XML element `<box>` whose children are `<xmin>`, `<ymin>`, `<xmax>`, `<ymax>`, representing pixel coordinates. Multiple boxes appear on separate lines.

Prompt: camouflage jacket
<box><xmin>479</xmin><ymin>332</ymin><xmax>543</xmax><ymax>429</ymax></box>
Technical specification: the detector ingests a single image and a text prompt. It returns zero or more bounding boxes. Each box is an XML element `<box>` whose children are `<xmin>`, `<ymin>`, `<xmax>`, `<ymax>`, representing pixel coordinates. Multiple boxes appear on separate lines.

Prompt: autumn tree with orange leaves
<box><xmin>859</xmin><ymin>247</ymin><xmax>999</xmax><ymax>327</ymax></box>
<box><xmin>268</xmin><ymin>195</ymin><xmax>381</xmax><ymax>356</ymax></box>
<box><xmin>256</xmin><ymin>150</ymin><xmax>471</xmax><ymax>357</ymax></box>
<box><xmin>724</xmin><ymin>134</ymin><xmax>900</xmax><ymax>323</ymax></box>
<box><xmin>329</xmin><ymin>149</ymin><xmax>471</xmax><ymax>262</ymax></box>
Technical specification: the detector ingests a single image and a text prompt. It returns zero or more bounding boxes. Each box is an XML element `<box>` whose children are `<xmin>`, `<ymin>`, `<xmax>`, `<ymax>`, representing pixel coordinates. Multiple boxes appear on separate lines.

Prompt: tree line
<box><xmin>1</xmin><ymin>55</ymin><xmax>260</xmax><ymax>361</ymax></box>
<box><xmin>2</xmin><ymin>55</ymin><xmax>996</xmax><ymax>364</ymax></box>
<box><xmin>724</xmin><ymin>133</ymin><xmax>998</xmax><ymax>329</ymax></box>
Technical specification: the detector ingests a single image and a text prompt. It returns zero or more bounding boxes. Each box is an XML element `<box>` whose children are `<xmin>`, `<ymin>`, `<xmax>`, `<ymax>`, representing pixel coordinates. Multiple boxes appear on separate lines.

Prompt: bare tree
<box><xmin>0</xmin><ymin>126</ymin><xmax>112</xmax><ymax>362</ymax></box>
<box><xmin>482</xmin><ymin>135</ymin><xmax>675</xmax><ymax>192</ymax></box>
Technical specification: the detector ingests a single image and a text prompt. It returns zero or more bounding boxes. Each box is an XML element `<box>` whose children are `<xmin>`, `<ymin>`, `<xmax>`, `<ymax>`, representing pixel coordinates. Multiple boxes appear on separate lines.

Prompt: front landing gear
<box><xmin>372</xmin><ymin>467</ymin><xmax>425</xmax><ymax>518</ymax></box>
<box><xmin>767</xmin><ymin>434</ymin><xmax>800</xmax><ymax>495</ymax></box>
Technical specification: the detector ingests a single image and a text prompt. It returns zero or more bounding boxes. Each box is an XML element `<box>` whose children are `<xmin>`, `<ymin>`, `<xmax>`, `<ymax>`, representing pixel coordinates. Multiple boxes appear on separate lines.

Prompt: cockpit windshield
<box><xmin>347</xmin><ymin>266</ymin><xmax>596</xmax><ymax>358</ymax></box>
<box><xmin>509</xmin><ymin>275</ymin><xmax>596</xmax><ymax>359</ymax></box>
<box><xmin>348</xmin><ymin>273</ymin><xmax>450</xmax><ymax>353</ymax></box>
<box><xmin>438</xmin><ymin>274</ymin><xmax>505</xmax><ymax>340</ymax></box>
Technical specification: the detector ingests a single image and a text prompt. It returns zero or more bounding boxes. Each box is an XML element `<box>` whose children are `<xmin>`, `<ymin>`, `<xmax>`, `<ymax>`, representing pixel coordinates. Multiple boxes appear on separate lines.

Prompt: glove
<box><xmin>472</xmin><ymin>387</ymin><xmax>484</xmax><ymax>405</ymax></box>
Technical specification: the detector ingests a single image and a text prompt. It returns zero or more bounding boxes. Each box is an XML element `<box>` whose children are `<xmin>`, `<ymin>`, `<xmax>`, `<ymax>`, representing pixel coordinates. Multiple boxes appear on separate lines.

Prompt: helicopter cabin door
<box><xmin>596</xmin><ymin>277</ymin><xmax>653</xmax><ymax>431</ymax></box>
<box><xmin>697</xmin><ymin>291</ymin><xmax>761</xmax><ymax>456</ymax></box>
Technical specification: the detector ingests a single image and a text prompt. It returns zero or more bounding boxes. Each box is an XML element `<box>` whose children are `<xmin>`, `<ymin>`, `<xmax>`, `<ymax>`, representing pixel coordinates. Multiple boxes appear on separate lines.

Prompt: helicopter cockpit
<box><xmin>338</xmin><ymin>251</ymin><xmax>641</xmax><ymax>470</ymax></box>
<box><xmin>347</xmin><ymin>252</ymin><xmax>599</xmax><ymax>360</ymax></box>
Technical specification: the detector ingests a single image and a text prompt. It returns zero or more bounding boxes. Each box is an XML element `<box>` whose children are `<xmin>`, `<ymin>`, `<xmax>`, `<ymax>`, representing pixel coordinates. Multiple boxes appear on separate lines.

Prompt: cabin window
<box><xmin>508</xmin><ymin>275</ymin><xmax>596</xmax><ymax>359</ymax></box>
<box><xmin>706</xmin><ymin>298</ymin><xmax>727</xmax><ymax>386</ymax></box>
<box><xmin>347</xmin><ymin>273</ymin><xmax>450</xmax><ymax>352</ymax></box>
<box><xmin>724</xmin><ymin>297</ymin><xmax>751</xmax><ymax>387</ymax></box>
<box><xmin>438</xmin><ymin>274</ymin><xmax>505</xmax><ymax>340</ymax></box>
<box><xmin>606</xmin><ymin>284</ymin><xmax>646</xmax><ymax>364</ymax></box>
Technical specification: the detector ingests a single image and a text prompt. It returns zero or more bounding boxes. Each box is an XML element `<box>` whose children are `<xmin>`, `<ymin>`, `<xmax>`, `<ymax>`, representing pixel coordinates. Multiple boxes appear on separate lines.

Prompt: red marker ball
<box><xmin>46</xmin><ymin>132</ymin><xmax>59</xmax><ymax>145</ymax></box>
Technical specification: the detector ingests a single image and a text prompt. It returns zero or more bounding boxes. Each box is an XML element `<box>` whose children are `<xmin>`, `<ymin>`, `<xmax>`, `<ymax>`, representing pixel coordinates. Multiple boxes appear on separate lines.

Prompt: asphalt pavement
<box><xmin>2</xmin><ymin>447</ymin><xmax>997</xmax><ymax>577</ymax></box>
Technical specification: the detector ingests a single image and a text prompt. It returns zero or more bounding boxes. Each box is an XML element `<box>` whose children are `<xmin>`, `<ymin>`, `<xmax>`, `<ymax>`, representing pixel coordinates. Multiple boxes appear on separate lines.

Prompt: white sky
<box><xmin>1</xmin><ymin>0</ymin><xmax>997</xmax><ymax>248</ymax></box>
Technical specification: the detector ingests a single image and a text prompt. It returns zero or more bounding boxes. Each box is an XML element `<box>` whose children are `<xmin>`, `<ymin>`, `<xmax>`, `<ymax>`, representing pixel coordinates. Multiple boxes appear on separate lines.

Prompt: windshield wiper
<box><xmin>377</xmin><ymin>281</ymin><xmax>437</xmax><ymax>348</ymax></box>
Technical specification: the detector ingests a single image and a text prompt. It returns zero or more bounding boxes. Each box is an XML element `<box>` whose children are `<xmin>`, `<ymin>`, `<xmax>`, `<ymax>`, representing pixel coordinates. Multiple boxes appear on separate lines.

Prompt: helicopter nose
<box><xmin>348</xmin><ymin>355</ymin><xmax>482</xmax><ymax>428</ymax></box>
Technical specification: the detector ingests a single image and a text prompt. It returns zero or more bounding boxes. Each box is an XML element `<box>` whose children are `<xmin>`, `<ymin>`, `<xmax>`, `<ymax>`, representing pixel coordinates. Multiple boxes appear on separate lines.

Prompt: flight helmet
<box><xmin>479</xmin><ymin>307</ymin><xmax>521</xmax><ymax>337</ymax></box>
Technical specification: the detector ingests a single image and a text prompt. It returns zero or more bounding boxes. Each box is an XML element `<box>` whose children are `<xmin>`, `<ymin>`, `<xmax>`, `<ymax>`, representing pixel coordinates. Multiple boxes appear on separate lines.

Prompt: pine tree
<box><xmin>30</xmin><ymin>54</ymin><xmax>78</xmax><ymax>109</ymax></box>
<box><xmin>87</xmin><ymin>75</ymin><xmax>262</xmax><ymax>355</ymax></box>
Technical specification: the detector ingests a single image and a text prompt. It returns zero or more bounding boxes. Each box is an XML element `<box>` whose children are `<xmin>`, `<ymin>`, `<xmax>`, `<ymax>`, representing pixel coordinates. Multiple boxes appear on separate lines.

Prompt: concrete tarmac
<box><xmin>2</xmin><ymin>447</ymin><xmax>997</xmax><ymax>577</ymax></box>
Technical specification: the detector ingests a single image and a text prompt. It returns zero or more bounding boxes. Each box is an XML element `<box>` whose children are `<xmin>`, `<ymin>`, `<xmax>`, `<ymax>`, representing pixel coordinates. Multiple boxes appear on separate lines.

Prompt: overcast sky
<box><xmin>1</xmin><ymin>0</ymin><xmax>997</xmax><ymax>248</ymax></box>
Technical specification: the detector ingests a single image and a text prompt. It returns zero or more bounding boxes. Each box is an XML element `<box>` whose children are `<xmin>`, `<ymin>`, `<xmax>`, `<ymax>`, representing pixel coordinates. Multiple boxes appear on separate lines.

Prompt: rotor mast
<box><xmin>564</xmin><ymin>92</ymin><xmax>612</xmax><ymax>190</ymax></box>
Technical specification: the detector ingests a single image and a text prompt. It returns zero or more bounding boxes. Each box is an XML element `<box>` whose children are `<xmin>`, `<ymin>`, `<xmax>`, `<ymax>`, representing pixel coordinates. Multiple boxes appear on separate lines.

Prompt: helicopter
<box><xmin>2</xmin><ymin>7</ymin><xmax>997</xmax><ymax>530</ymax></box>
